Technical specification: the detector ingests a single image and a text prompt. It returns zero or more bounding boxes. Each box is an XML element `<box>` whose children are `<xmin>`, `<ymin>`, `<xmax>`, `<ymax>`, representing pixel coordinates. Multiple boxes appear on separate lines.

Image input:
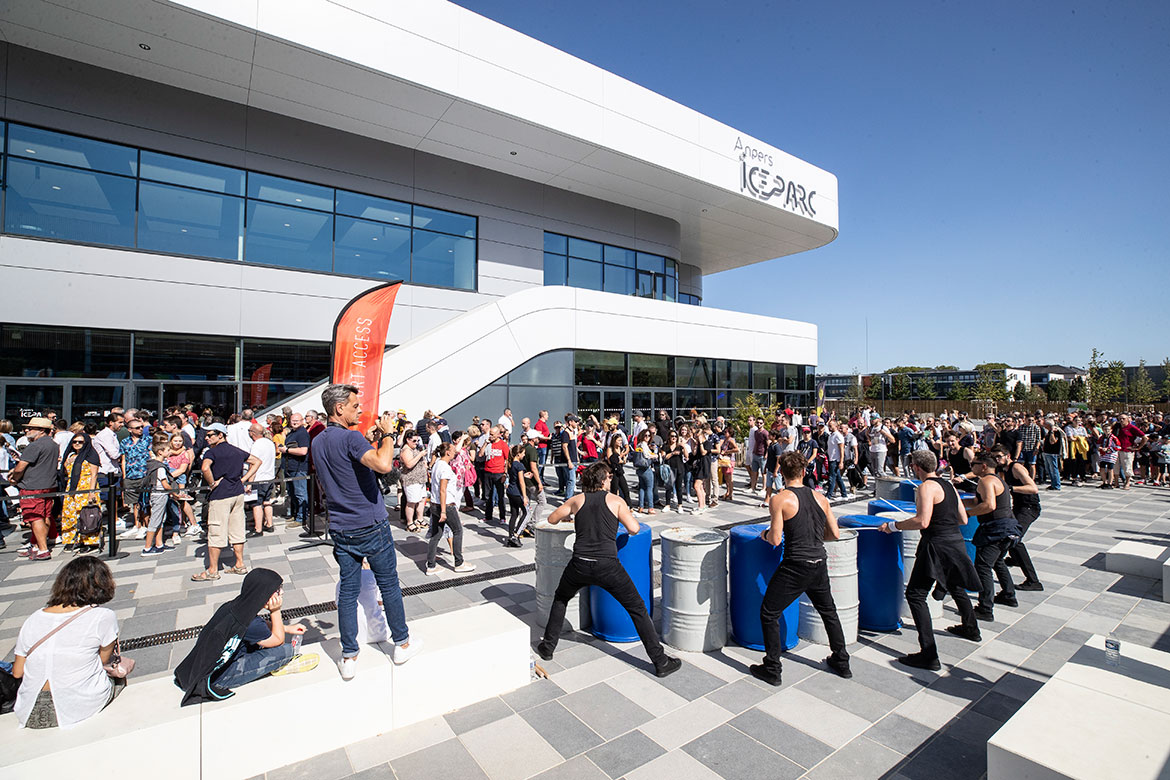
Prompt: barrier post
<box><xmin>105</xmin><ymin>482</ymin><xmax>119</xmax><ymax>558</ymax></box>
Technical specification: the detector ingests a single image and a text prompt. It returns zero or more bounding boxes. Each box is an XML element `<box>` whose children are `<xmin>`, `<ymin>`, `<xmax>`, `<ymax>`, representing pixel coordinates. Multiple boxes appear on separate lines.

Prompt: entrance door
<box><xmin>653</xmin><ymin>391</ymin><xmax>674</xmax><ymax>422</ymax></box>
<box><xmin>70</xmin><ymin>384</ymin><xmax>128</xmax><ymax>424</ymax></box>
<box><xmin>163</xmin><ymin>383</ymin><xmax>236</xmax><ymax>419</ymax></box>
<box><xmin>602</xmin><ymin>390</ymin><xmax>627</xmax><ymax>425</ymax></box>
<box><xmin>2</xmin><ymin>383</ymin><xmax>65</xmax><ymax>426</ymax></box>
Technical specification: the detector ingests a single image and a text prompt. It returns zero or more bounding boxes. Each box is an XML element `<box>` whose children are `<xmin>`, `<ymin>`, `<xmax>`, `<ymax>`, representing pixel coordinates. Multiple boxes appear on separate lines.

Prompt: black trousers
<box><xmin>507</xmin><ymin>494</ymin><xmax>527</xmax><ymax>537</ymax></box>
<box><xmin>975</xmin><ymin>539</ymin><xmax>1016</xmax><ymax>608</ymax></box>
<box><xmin>1008</xmin><ymin>505</ymin><xmax>1041</xmax><ymax>583</ymax></box>
<box><xmin>540</xmin><ymin>557</ymin><xmax>666</xmax><ymax>666</ymax></box>
<box><xmin>760</xmin><ymin>559</ymin><xmax>848</xmax><ymax>676</ymax></box>
<box><xmin>610</xmin><ymin>466</ymin><xmax>631</xmax><ymax>504</ymax></box>
<box><xmin>483</xmin><ymin>473</ymin><xmax>506</xmax><ymax>523</ymax></box>
<box><xmin>905</xmin><ymin>552</ymin><xmax>976</xmax><ymax>657</ymax></box>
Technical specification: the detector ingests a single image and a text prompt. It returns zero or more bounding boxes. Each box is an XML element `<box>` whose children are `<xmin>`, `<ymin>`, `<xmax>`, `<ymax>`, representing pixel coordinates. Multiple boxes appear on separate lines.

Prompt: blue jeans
<box><xmin>637</xmin><ymin>469</ymin><xmax>655</xmax><ymax>509</ymax></box>
<box><xmin>556</xmin><ymin>465</ymin><xmax>576</xmax><ymax>498</ymax></box>
<box><xmin>827</xmin><ymin>462</ymin><xmax>848</xmax><ymax>498</ymax></box>
<box><xmin>537</xmin><ymin>447</ymin><xmax>548</xmax><ymax>480</ymax></box>
<box><xmin>332</xmin><ymin>519</ymin><xmax>409</xmax><ymax>656</ymax></box>
<box><xmin>1042</xmin><ymin>453</ymin><xmax>1061</xmax><ymax>490</ymax></box>
<box><xmin>288</xmin><ymin>476</ymin><xmax>309</xmax><ymax>523</ymax></box>
<box><xmin>660</xmin><ymin>465</ymin><xmax>678</xmax><ymax>505</ymax></box>
<box><xmin>212</xmin><ymin>637</ymin><xmax>295</xmax><ymax>690</ymax></box>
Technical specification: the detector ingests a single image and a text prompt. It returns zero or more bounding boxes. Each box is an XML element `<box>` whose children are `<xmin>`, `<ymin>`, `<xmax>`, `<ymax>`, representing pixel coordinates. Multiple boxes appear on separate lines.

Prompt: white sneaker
<box><xmin>135</xmin><ymin>527</ymin><xmax>148</xmax><ymax>540</ymax></box>
<box><xmin>392</xmin><ymin>638</ymin><xmax>422</xmax><ymax>665</ymax></box>
<box><xmin>454</xmin><ymin>562</ymin><xmax>476</xmax><ymax>573</ymax></box>
<box><xmin>118</xmin><ymin>528</ymin><xmax>138</xmax><ymax>540</ymax></box>
<box><xmin>425</xmin><ymin>563</ymin><xmax>439</xmax><ymax>576</ymax></box>
<box><xmin>185</xmin><ymin>525</ymin><xmax>202</xmax><ymax>537</ymax></box>
<box><xmin>338</xmin><ymin>656</ymin><xmax>357</xmax><ymax>681</ymax></box>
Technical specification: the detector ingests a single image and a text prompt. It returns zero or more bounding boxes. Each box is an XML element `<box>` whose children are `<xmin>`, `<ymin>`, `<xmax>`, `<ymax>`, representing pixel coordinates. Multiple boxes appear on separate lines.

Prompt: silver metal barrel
<box><xmin>660</xmin><ymin>526</ymin><xmax>729</xmax><ymax>652</ymax></box>
<box><xmin>799</xmin><ymin>529</ymin><xmax>859</xmax><ymax>645</ymax></box>
<box><xmin>534</xmin><ymin>520</ymin><xmax>591</xmax><ymax>633</ymax></box>
<box><xmin>901</xmin><ymin>528</ymin><xmax>943</xmax><ymax>620</ymax></box>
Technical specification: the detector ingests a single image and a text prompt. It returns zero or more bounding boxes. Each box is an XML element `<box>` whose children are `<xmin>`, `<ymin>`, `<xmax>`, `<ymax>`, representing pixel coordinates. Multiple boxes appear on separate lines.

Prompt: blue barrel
<box><xmin>960</xmin><ymin>510</ymin><xmax>980</xmax><ymax>563</ymax></box>
<box><xmin>589</xmin><ymin>522</ymin><xmax>653</xmax><ymax>642</ymax></box>
<box><xmin>838</xmin><ymin>516</ymin><xmax>903</xmax><ymax>631</ymax></box>
<box><xmin>868</xmin><ymin>499</ymin><xmax>915</xmax><ymax>516</ymax></box>
<box><xmin>897</xmin><ymin>480</ymin><xmax>921</xmax><ymax>502</ymax></box>
<box><xmin>729</xmin><ymin>524</ymin><xmax>798</xmax><ymax>651</ymax></box>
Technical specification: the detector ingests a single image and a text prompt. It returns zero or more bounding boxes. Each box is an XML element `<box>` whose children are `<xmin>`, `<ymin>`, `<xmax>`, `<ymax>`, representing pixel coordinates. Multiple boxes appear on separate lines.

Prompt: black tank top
<box><xmin>950</xmin><ymin>447</ymin><xmax>972</xmax><ymax>476</ymax></box>
<box><xmin>978</xmin><ymin>475</ymin><xmax>1015</xmax><ymax>525</ymax></box>
<box><xmin>572</xmin><ymin>490</ymin><xmax>620</xmax><ymax>559</ymax></box>
<box><xmin>1003</xmin><ymin>464</ymin><xmax>1040</xmax><ymax>511</ymax></box>
<box><xmin>782</xmin><ymin>486</ymin><xmax>827</xmax><ymax>562</ymax></box>
<box><xmin>923</xmin><ymin>477</ymin><xmax>965</xmax><ymax>541</ymax></box>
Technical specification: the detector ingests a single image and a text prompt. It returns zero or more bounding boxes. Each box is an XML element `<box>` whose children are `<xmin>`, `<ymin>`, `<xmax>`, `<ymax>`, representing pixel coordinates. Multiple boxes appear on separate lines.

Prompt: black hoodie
<box><xmin>174</xmin><ymin>568</ymin><xmax>282</xmax><ymax>706</ymax></box>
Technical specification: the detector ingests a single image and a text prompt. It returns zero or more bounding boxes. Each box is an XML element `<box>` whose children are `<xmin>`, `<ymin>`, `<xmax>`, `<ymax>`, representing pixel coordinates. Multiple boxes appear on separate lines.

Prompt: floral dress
<box><xmin>61</xmin><ymin>454</ymin><xmax>101</xmax><ymax>546</ymax></box>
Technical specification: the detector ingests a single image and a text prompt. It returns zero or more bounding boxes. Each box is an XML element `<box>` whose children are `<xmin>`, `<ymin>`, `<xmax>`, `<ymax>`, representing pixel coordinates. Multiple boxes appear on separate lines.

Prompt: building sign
<box><xmin>735</xmin><ymin>137</ymin><xmax>816</xmax><ymax>218</ymax></box>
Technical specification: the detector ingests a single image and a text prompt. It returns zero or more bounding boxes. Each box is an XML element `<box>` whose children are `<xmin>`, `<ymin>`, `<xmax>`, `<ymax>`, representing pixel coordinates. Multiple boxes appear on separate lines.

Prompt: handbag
<box><xmin>78</xmin><ymin>503</ymin><xmax>104</xmax><ymax>536</ymax></box>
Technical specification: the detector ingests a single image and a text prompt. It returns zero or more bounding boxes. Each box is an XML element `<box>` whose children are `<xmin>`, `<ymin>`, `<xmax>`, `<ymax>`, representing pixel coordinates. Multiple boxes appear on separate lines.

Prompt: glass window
<box><xmin>676</xmin><ymin>389</ymin><xmax>714</xmax><ymax>415</ymax></box>
<box><xmin>70</xmin><ymin>385</ymin><xmax>126</xmax><ymax>423</ymax></box>
<box><xmin>0</xmin><ymin>325</ymin><xmax>130</xmax><ymax>379</ymax></box>
<box><xmin>247</xmin><ymin>172</ymin><xmax>333</xmax><ymax>212</ymax></box>
<box><xmin>676</xmin><ymin>357</ymin><xmax>715</xmax><ymax>388</ymax></box>
<box><xmin>636</xmin><ymin>252</ymin><xmax>665</xmax><ymax>274</ymax></box>
<box><xmin>753</xmin><ymin>362</ymin><xmax>779</xmax><ymax>390</ymax></box>
<box><xmin>137</xmin><ymin>181</ymin><xmax>244</xmax><ymax>260</ymax></box>
<box><xmin>411</xmin><ymin>231</ymin><xmax>476</xmax><ymax>290</ymax></box>
<box><xmin>412</xmin><ymin>205</ymin><xmax>475</xmax><ymax>238</ymax></box>
<box><xmin>9</xmin><ymin>124</ymin><xmax>137</xmax><ymax>176</ymax></box>
<box><xmin>665</xmin><ymin>258</ymin><xmax>677</xmax><ymax>279</ymax></box>
<box><xmin>242</xmin><ymin>339</ymin><xmax>330</xmax><ymax>384</ymax></box>
<box><xmin>664</xmin><ymin>275</ymin><xmax>677</xmax><ymax>302</ymax></box>
<box><xmin>133</xmin><ymin>333</ymin><xmax>236</xmax><ymax>380</ymax></box>
<box><xmin>629</xmin><ymin>354</ymin><xmax>672</xmax><ymax>387</ymax></box>
<box><xmin>244</xmin><ymin>201</ymin><xmax>333</xmax><ymax>273</ymax></box>
<box><xmin>603</xmin><ymin>246</ymin><xmax>635</xmax><ymax>267</ymax></box>
<box><xmin>567</xmin><ymin>238</ymin><xmax>602</xmax><ymax>261</ymax></box>
<box><xmin>509</xmin><ymin>350</ymin><xmax>573</xmax><ymax>386</ymax></box>
<box><xmin>574</xmin><ymin>350</ymin><xmax>626</xmax><ymax>386</ymax></box>
<box><xmin>576</xmin><ymin>390</ymin><xmax>601</xmax><ymax>418</ymax></box>
<box><xmin>139</xmin><ymin>151</ymin><xmax>244</xmax><ymax>195</ymax></box>
<box><xmin>333</xmin><ymin>217</ymin><xmax>410</xmax><ymax>280</ymax></box>
<box><xmin>719</xmin><ymin>361</ymin><xmax>750</xmax><ymax>389</ymax></box>
<box><xmin>544</xmin><ymin>232</ymin><xmax>567</xmax><ymax>254</ymax></box>
<box><xmin>603</xmin><ymin>265</ymin><xmax>634</xmax><ymax>295</ymax></box>
<box><xmin>335</xmin><ymin>190</ymin><xmax>410</xmax><ymax>225</ymax></box>
<box><xmin>241</xmin><ymin>381</ymin><xmax>315</xmax><ymax>411</ymax></box>
<box><xmin>544</xmin><ymin>252</ymin><xmax>567</xmax><ymax>286</ymax></box>
<box><xmin>783</xmin><ymin>364</ymin><xmax>799</xmax><ymax>390</ymax></box>
<box><xmin>635</xmin><ymin>270</ymin><xmax>656</xmax><ymax>298</ymax></box>
<box><xmin>5</xmin><ymin>160</ymin><xmax>136</xmax><ymax>247</ymax></box>
<box><xmin>567</xmin><ymin>257</ymin><xmax>602</xmax><ymax>291</ymax></box>
<box><xmin>163</xmin><ymin>383</ymin><xmax>236</xmax><ymax>419</ymax></box>
<box><xmin>3</xmin><ymin>384</ymin><xmax>64</xmax><ymax>427</ymax></box>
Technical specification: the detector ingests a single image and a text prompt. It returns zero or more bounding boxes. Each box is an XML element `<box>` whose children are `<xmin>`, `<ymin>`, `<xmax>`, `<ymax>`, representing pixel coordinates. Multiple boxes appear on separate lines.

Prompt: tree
<box><xmin>1105</xmin><ymin>360</ymin><xmax>1126</xmax><ymax>403</ymax></box>
<box><xmin>1027</xmin><ymin>385</ymin><xmax>1048</xmax><ymax>403</ymax></box>
<box><xmin>1131</xmin><ymin>359</ymin><xmax>1156</xmax><ymax>404</ymax></box>
<box><xmin>864</xmin><ymin>377</ymin><xmax>883</xmax><ymax>400</ymax></box>
<box><xmin>731</xmin><ymin>393</ymin><xmax>779</xmax><ymax>439</ymax></box>
<box><xmin>890</xmin><ymin>373</ymin><xmax>911</xmax><ymax>400</ymax></box>
<box><xmin>1087</xmin><ymin>348</ymin><xmax>1113</xmax><ymax>406</ymax></box>
<box><xmin>972</xmin><ymin>367</ymin><xmax>1007</xmax><ymax>401</ymax></box>
<box><xmin>947</xmin><ymin>382</ymin><xmax>969</xmax><ymax>401</ymax></box>
<box><xmin>934</xmin><ymin>365</ymin><xmax>958</xmax><ymax>371</ymax></box>
<box><xmin>974</xmin><ymin>362</ymin><xmax>1010</xmax><ymax>371</ymax></box>
<box><xmin>1012</xmin><ymin>382</ymin><xmax>1030</xmax><ymax>402</ymax></box>
<box><xmin>886</xmin><ymin>366</ymin><xmax>930</xmax><ymax>374</ymax></box>
<box><xmin>1069</xmin><ymin>375</ymin><xmax>1087</xmax><ymax>402</ymax></box>
<box><xmin>1046</xmin><ymin>379</ymin><xmax>1070</xmax><ymax>402</ymax></box>
<box><xmin>916</xmin><ymin>374</ymin><xmax>937</xmax><ymax>400</ymax></box>
<box><xmin>842</xmin><ymin>378</ymin><xmax>862</xmax><ymax>401</ymax></box>
<box><xmin>1162</xmin><ymin>358</ymin><xmax>1170</xmax><ymax>402</ymax></box>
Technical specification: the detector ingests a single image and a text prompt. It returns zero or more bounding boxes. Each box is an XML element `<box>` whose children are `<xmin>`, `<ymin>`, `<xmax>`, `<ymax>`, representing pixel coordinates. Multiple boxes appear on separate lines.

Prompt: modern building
<box><xmin>0</xmin><ymin>0</ymin><xmax>837</xmax><ymax>426</ymax></box>
<box><xmin>1020</xmin><ymin>365</ymin><xmax>1087</xmax><ymax>393</ymax></box>
<box><xmin>823</xmin><ymin>367</ymin><xmax>1031</xmax><ymax>400</ymax></box>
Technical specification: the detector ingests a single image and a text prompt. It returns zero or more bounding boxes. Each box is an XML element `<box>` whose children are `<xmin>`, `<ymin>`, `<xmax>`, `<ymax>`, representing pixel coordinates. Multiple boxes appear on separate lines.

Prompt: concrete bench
<box><xmin>1</xmin><ymin>602</ymin><xmax>530</xmax><ymax>780</ymax></box>
<box><xmin>987</xmin><ymin>635</ymin><xmax>1170</xmax><ymax>779</ymax></box>
<box><xmin>1104</xmin><ymin>541</ymin><xmax>1170</xmax><ymax>580</ymax></box>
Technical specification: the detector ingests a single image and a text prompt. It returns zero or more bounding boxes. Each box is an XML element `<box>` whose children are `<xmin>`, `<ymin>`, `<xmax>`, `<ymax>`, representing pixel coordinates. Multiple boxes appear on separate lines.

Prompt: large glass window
<box><xmin>0</xmin><ymin>325</ymin><xmax>130</xmax><ymax>378</ymax></box>
<box><xmin>544</xmin><ymin>252</ymin><xmax>567</xmax><ymax>286</ymax></box>
<box><xmin>242</xmin><ymin>339</ymin><xmax>330</xmax><ymax>384</ymax></box>
<box><xmin>575</xmin><ymin>351</ymin><xmax>627</xmax><ymax>386</ymax></box>
<box><xmin>0</xmin><ymin>123</ymin><xmax>478</xmax><ymax>292</ymax></box>
<box><xmin>753</xmin><ymin>362</ymin><xmax>779</xmax><ymax>391</ymax></box>
<box><xmin>676</xmin><ymin>357</ymin><xmax>715</xmax><ymax>388</ymax></box>
<box><xmin>133</xmin><ymin>333</ymin><xmax>236</xmax><ymax>381</ymax></box>
<box><xmin>719</xmin><ymin>360</ymin><xmax>751</xmax><ymax>389</ymax></box>
<box><xmin>630</xmin><ymin>354</ymin><xmax>672</xmax><ymax>387</ymax></box>
<box><xmin>544</xmin><ymin>232</ymin><xmax>678</xmax><ymax>302</ymax></box>
<box><xmin>567</xmin><ymin>257</ymin><xmax>602</xmax><ymax>291</ymax></box>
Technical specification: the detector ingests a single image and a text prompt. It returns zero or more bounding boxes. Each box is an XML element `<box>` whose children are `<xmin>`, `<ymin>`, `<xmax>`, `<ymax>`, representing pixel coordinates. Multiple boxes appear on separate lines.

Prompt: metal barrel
<box><xmin>873</xmin><ymin>476</ymin><xmax>903</xmax><ymax>501</ymax></box>
<box><xmin>728</xmin><ymin>524</ymin><xmax>798</xmax><ymax>651</ymax></box>
<box><xmin>589</xmin><ymin>522</ymin><xmax>653</xmax><ymax>642</ymax></box>
<box><xmin>900</xmin><ymin>528</ymin><xmax>942</xmax><ymax>620</ymax></box>
<box><xmin>661</xmin><ymin>526</ymin><xmax>729</xmax><ymax>652</ymax></box>
<box><xmin>534</xmin><ymin>521</ymin><xmax>591</xmax><ymax>634</ymax></box>
<box><xmin>799</xmin><ymin>529</ymin><xmax>859</xmax><ymax>645</ymax></box>
<box><xmin>897</xmin><ymin>479</ymin><xmax>921</xmax><ymax>502</ymax></box>
<box><xmin>837</xmin><ymin>516</ymin><xmax>902</xmax><ymax>631</ymax></box>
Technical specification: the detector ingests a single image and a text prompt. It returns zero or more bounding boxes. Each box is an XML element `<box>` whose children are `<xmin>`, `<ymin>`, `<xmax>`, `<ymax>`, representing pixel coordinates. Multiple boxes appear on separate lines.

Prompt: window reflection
<box><xmin>5</xmin><ymin>160</ymin><xmax>136</xmax><ymax>247</ymax></box>
<box><xmin>138</xmin><ymin>181</ymin><xmax>243</xmax><ymax>260</ymax></box>
<box><xmin>245</xmin><ymin>202</ymin><xmax>333</xmax><ymax>272</ymax></box>
<box><xmin>334</xmin><ymin>217</ymin><xmax>410</xmax><ymax>280</ymax></box>
<box><xmin>412</xmin><ymin>231</ymin><xmax>475</xmax><ymax>290</ymax></box>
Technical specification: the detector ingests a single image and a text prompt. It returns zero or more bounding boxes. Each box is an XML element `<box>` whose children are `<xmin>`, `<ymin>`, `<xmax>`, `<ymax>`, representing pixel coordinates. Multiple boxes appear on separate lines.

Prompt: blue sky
<box><xmin>454</xmin><ymin>1</ymin><xmax>1170</xmax><ymax>373</ymax></box>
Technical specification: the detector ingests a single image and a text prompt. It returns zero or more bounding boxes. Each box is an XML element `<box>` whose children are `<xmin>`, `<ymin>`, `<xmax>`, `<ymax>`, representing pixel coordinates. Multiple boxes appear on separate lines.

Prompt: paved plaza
<box><xmin>2</xmin><ymin>477</ymin><xmax>1168</xmax><ymax>779</ymax></box>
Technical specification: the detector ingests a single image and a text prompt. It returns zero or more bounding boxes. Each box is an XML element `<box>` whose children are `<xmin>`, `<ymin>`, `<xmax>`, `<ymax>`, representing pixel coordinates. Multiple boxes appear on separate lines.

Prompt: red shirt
<box><xmin>535</xmin><ymin>420</ymin><xmax>551</xmax><ymax>450</ymax></box>
<box><xmin>484</xmin><ymin>440</ymin><xmax>509</xmax><ymax>473</ymax></box>
<box><xmin>1117</xmin><ymin>423</ymin><xmax>1145</xmax><ymax>452</ymax></box>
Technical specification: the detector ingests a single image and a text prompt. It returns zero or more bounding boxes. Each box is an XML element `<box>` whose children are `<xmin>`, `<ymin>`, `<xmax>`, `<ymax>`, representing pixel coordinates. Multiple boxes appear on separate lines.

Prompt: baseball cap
<box><xmin>204</xmin><ymin>422</ymin><xmax>229</xmax><ymax>435</ymax></box>
<box><xmin>801</xmin><ymin>426</ymin><xmax>811</xmax><ymax>432</ymax></box>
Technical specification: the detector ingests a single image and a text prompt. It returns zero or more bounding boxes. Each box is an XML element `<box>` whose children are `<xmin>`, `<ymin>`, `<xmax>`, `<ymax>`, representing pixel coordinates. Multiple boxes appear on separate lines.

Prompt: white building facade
<box><xmin>0</xmin><ymin>0</ymin><xmax>837</xmax><ymax>424</ymax></box>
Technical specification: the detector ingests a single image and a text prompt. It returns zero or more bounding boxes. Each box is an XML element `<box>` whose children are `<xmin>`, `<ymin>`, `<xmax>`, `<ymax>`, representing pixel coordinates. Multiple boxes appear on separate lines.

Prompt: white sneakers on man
<box><xmin>338</xmin><ymin>656</ymin><xmax>357</xmax><ymax>681</ymax></box>
<box><xmin>393</xmin><ymin>638</ymin><xmax>422</xmax><ymax>665</ymax></box>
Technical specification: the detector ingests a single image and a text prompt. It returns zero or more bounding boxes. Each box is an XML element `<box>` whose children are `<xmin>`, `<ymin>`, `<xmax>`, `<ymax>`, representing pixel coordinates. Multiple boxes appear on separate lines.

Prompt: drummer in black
<box><xmin>944</xmin><ymin>431</ymin><xmax>977</xmax><ymax>491</ymax></box>
<box><xmin>536</xmin><ymin>462</ymin><xmax>682</xmax><ymax>678</ymax></box>
<box><xmin>990</xmin><ymin>444</ymin><xmax>1043</xmax><ymax>591</ymax></box>
<box><xmin>964</xmin><ymin>452</ymin><xmax>1021</xmax><ymax>622</ymax></box>
<box><xmin>881</xmin><ymin>449</ymin><xmax>981</xmax><ymax>670</ymax></box>
<box><xmin>750</xmin><ymin>451</ymin><xmax>851</xmax><ymax>686</ymax></box>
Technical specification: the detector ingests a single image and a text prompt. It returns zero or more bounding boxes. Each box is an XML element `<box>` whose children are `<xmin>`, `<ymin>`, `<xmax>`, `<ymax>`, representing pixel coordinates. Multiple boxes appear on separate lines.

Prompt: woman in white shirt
<box><xmin>424</xmin><ymin>443</ymin><xmax>475</xmax><ymax>576</ymax></box>
<box><xmin>12</xmin><ymin>557</ymin><xmax>121</xmax><ymax>728</ymax></box>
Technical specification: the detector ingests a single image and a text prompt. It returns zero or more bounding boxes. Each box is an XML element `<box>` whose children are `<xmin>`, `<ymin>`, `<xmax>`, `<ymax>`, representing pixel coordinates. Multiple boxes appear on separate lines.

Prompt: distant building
<box><xmin>822</xmin><ymin>367</ymin><xmax>1031</xmax><ymax>400</ymax></box>
<box><xmin>1019</xmin><ymin>365</ymin><xmax>1087</xmax><ymax>392</ymax></box>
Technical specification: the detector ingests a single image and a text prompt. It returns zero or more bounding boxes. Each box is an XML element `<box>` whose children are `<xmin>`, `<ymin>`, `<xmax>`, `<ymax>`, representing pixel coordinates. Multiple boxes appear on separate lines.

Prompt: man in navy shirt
<box><xmin>312</xmin><ymin>384</ymin><xmax>419</xmax><ymax>679</ymax></box>
<box><xmin>280</xmin><ymin>413</ymin><xmax>311</xmax><ymax>528</ymax></box>
<box><xmin>195</xmin><ymin>423</ymin><xmax>261</xmax><ymax>581</ymax></box>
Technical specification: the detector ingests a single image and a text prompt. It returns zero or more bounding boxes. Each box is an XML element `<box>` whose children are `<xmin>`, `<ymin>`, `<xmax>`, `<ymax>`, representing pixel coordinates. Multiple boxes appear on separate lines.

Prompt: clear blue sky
<box><xmin>454</xmin><ymin>1</ymin><xmax>1169</xmax><ymax>374</ymax></box>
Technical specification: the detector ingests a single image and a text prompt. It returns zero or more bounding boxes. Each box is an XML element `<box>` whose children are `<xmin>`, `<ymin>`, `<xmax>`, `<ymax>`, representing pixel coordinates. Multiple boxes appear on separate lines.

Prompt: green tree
<box><xmin>934</xmin><ymin>365</ymin><xmax>958</xmax><ymax>371</ymax></box>
<box><xmin>890</xmin><ymin>373</ymin><xmax>911</xmax><ymax>400</ymax></box>
<box><xmin>974</xmin><ymin>362</ymin><xmax>1010</xmax><ymax>371</ymax></box>
<box><xmin>1105</xmin><ymin>360</ymin><xmax>1127</xmax><ymax>402</ymax></box>
<box><xmin>972</xmin><ymin>367</ymin><xmax>1007</xmax><ymax>401</ymax></box>
<box><xmin>916</xmin><ymin>374</ymin><xmax>937</xmax><ymax>400</ymax></box>
<box><xmin>841</xmin><ymin>369</ymin><xmax>862</xmax><ymax>401</ymax></box>
<box><xmin>886</xmin><ymin>366</ymin><xmax>930</xmax><ymax>374</ymax></box>
<box><xmin>947</xmin><ymin>382</ymin><xmax>969</xmax><ymax>401</ymax></box>
<box><xmin>1027</xmin><ymin>385</ymin><xmax>1048</xmax><ymax>403</ymax></box>
<box><xmin>864</xmin><ymin>377</ymin><xmax>883</xmax><ymax>400</ymax></box>
<box><xmin>1131</xmin><ymin>359</ymin><xmax>1157</xmax><ymax>404</ymax></box>
<box><xmin>1012</xmin><ymin>382</ymin><xmax>1030</xmax><ymax>402</ymax></box>
<box><xmin>1046</xmin><ymin>379</ymin><xmax>1070</xmax><ymax>402</ymax></box>
<box><xmin>1069</xmin><ymin>375</ymin><xmax>1087</xmax><ymax>402</ymax></box>
<box><xmin>1162</xmin><ymin>358</ymin><xmax>1170</xmax><ymax>402</ymax></box>
<box><xmin>731</xmin><ymin>393</ymin><xmax>778</xmax><ymax>439</ymax></box>
<box><xmin>1087</xmin><ymin>348</ymin><xmax>1110</xmax><ymax>405</ymax></box>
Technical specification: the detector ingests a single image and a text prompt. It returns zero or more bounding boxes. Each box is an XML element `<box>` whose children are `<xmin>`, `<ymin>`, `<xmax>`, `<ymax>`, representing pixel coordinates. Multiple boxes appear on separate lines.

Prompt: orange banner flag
<box><xmin>331</xmin><ymin>282</ymin><xmax>401</xmax><ymax>434</ymax></box>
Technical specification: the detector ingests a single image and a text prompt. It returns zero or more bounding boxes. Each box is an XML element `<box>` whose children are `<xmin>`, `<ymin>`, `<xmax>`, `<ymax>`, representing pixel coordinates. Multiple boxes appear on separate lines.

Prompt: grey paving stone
<box><xmin>861</xmin><ymin>713</ymin><xmax>937</xmax><ymax>756</ymax></box>
<box><xmin>729</xmin><ymin>707</ymin><xmax>834</xmax><ymax>769</ymax></box>
<box><xmin>585</xmin><ymin>729</ymin><xmax>665</xmax><ymax>778</ymax></box>
<box><xmin>268</xmin><ymin>748</ymin><xmax>352</xmax><ymax>780</ymax></box>
<box><xmin>560</xmin><ymin>682</ymin><xmax>654</xmax><ymax>740</ymax></box>
<box><xmin>520</xmin><ymin>700</ymin><xmax>605</xmax><ymax>758</ymax></box>
<box><xmin>704</xmin><ymin>678</ymin><xmax>771</xmax><ymax>714</ymax></box>
<box><xmin>442</xmin><ymin>695</ymin><xmax>513</xmax><ymax>734</ymax></box>
<box><xmin>638</xmin><ymin>658</ymin><xmax>725</xmax><ymax>700</ymax></box>
<box><xmin>529</xmin><ymin>755</ymin><xmax>609</xmax><ymax>780</ymax></box>
<box><xmin>390</xmin><ymin>738</ymin><xmax>488</xmax><ymax>780</ymax></box>
<box><xmin>501</xmin><ymin>677</ymin><xmax>566</xmax><ymax>712</ymax></box>
<box><xmin>941</xmin><ymin>708</ymin><xmax>1005</xmax><ymax>748</ymax></box>
<box><xmin>802</xmin><ymin>735</ymin><xmax>905</xmax><ymax>780</ymax></box>
<box><xmin>897</xmin><ymin>733</ymin><xmax>986</xmax><ymax>780</ymax></box>
<box><xmin>794</xmin><ymin>670</ymin><xmax>903</xmax><ymax>722</ymax></box>
<box><xmin>847</xmin><ymin>657</ymin><xmax>933</xmax><ymax>701</ymax></box>
<box><xmin>969</xmin><ymin>690</ymin><xmax>1024</xmax><ymax>723</ymax></box>
<box><xmin>682</xmin><ymin>723</ymin><xmax>803</xmax><ymax>780</ymax></box>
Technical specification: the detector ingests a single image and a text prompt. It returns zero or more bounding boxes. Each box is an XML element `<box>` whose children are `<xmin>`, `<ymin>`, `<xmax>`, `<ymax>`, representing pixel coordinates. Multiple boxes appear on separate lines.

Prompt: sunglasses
<box><xmin>129</xmin><ymin>425</ymin><xmax>143</xmax><ymax>430</ymax></box>
<box><xmin>71</xmin><ymin>440</ymin><xmax>85</xmax><ymax>446</ymax></box>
